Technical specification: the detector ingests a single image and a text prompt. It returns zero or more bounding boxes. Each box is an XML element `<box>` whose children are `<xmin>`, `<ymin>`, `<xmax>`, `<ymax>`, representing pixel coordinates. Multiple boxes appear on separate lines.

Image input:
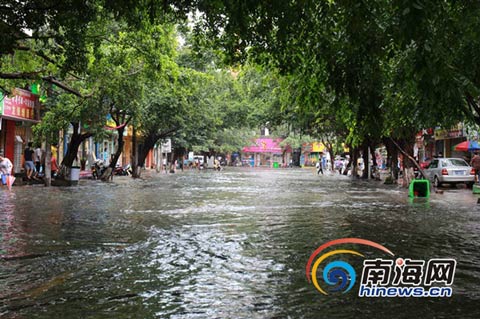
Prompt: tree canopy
<box><xmin>3</xmin><ymin>0</ymin><xmax>480</xmax><ymax>178</ymax></box>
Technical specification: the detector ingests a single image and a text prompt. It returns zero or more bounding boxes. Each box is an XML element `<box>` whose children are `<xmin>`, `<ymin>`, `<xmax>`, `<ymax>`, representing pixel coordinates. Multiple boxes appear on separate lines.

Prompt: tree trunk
<box><xmin>390</xmin><ymin>138</ymin><xmax>428</xmax><ymax>185</ymax></box>
<box><xmin>134</xmin><ymin>127</ymin><xmax>178</xmax><ymax>177</ymax></box>
<box><xmin>351</xmin><ymin>147</ymin><xmax>359</xmax><ymax>178</ymax></box>
<box><xmin>384</xmin><ymin>138</ymin><xmax>399</xmax><ymax>181</ymax></box>
<box><xmin>293</xmin><ymin>148</ymin><xmax>301</xmax><ymax>166</ymax></box>
<box><xmin>322</xmin><ymin>139</ymin><xmax>335</xmax><ymax>172</ymax></box>
<box><xmin>131</xmin><ymin>126</ymin><xmax>140</xmax><ymax>178</ymax></box>
<box><xmin>361</xmin><ymin>143</ymin><xmax>369</xmax><ymax>179</ymax></box>
<box><xmin>370</xmin><ymin>144</ymin><xmax>378</xmax><ymax>168</ymax></box>
<box><xmin>369</xmin><ymin>143</ymin><xmax>379</xmax><ymax>180</ymax></box>
<box><xmin>155</xmin><ymin>145</ymin><xmax>160</xmax><ymax>173</ymax></box>
<box><xmin>137</xmin><ymin>135</ymin><xmax>157</xmax><ymax>171</ymax></box>
<box><xmin>100</xmin><ymin>126</ymin><xmax>126</xmax><ymax>180</ymax></box>
<box><xmin>59</xmin><ymin>122</ymin><xmax>93</xmax><ymax>177</ymax></box>
<box><xmin>176</xmin><ymin>147</ymin><xmax>185</xmax><ymax>171</ymax></box>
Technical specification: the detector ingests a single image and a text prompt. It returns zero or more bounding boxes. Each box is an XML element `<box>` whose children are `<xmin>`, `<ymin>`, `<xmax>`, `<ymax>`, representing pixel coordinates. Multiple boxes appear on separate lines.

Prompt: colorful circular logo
<box><xmin>306</xmin><ymin>238</ymin><xmax>394</xmax><ymax>295</ymax></box>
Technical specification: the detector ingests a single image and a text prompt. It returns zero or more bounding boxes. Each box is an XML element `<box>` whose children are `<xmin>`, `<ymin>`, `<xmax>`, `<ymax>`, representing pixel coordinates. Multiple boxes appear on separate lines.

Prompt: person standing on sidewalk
<box><xmin>34</xmin><ymin>144</ymin><xmax>42</xmax><ymax>176</ymax></box>
<box><xmin>24</xmin><ymin>142</ymin><xmax>35</xmax><ymax>180</ymax></box>
<box><xmin>470</xmin><ymin>151</ymin><xmax>480</xmax><ymax>183</ymax></box>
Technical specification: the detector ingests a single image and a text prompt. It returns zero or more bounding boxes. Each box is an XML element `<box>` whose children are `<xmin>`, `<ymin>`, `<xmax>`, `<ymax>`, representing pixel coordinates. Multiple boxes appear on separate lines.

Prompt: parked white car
<box><xmin>424</xmin><ymin>157</ymin><xmax>475</xmax><ymax>187</ymax></box>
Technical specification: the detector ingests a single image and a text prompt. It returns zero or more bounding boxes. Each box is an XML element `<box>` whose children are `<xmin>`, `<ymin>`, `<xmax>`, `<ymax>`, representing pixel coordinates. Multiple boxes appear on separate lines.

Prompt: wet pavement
<box><xmin>1</xmin><ymin>168</ymin><xmax>480</xmax><ymax>318</ymax></box>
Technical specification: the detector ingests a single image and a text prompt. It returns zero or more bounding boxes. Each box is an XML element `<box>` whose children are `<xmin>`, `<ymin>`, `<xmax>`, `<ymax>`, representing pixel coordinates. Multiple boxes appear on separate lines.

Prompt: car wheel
<box><xmin>433</xmin><ymin>176</ymin><xmax>441</xmax><ymax>187</ymax></box>
<box><xmin>467</xmin><ymin>182</ymin><xmax>474</xmax><ymax>188</ymax></box>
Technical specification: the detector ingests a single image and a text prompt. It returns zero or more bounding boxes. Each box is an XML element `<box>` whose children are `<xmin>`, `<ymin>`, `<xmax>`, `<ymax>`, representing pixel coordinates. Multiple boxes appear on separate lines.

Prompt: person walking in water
<box><xmin>316</xmin><ymin>159</ymin><xmax>323</xmax><ymax>175</ymax></box>
<box><xmin>0</xmin><ymin>154</ymin><xmax>14</xmax><ymax>190</ymax></box>
<box><xmin>470</xmin><ymin>151</ymin><xmax>480</xmax><ymax>183</ymax></box>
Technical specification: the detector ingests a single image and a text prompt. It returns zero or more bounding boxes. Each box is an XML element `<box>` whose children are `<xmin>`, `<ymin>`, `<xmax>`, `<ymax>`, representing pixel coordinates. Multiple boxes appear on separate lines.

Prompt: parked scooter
<box><xmin>92</xmin><ymin>159</ymin><xmax>106</xmax><ymax>180</ymax></box>
<box><xmin>114</xmin><ymin>163</ymin><xmax>132</xmax><ymax>176</ymax></box>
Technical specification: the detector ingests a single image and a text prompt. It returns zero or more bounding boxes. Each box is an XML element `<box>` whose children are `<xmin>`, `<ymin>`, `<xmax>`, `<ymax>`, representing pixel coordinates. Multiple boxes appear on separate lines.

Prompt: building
<box><xmin>434</xmin><ymin>124</ymin><xmax>467</xmax><ymax>158</ymax></box>
<box><xmin>242</xmin><ymin>137</ymin><xmax>291</xmax><ymax>167</ymax></box>
<box><xmin>0</xmin><ymin>88</ymin><xmax>40</xmax><ymax>173</ymax></box>
<box><xmin>301</xmin><ymin>142</ymin><xmax>326</xmax><ymax>166</ymax></box>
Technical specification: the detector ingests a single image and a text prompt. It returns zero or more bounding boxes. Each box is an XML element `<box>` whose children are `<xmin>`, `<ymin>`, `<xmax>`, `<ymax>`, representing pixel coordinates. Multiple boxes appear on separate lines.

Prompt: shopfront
<box><xmin>301</xmin><ymin>142</ymin><xmax>326</xmax><ymax>166</ymax></box>
<box><xmin>242</xmin><ymin>138</ymin><xmax>287</xmax><ymax>167</ymax></box>
<box><xmin>434</xmin><ymin>124</ymin><xmax>467</xmax><ymax>158</ymax></box>
<box><xmin>0</xmin><ymin>89</ymin><xmax>40</xmax><ymax>173</ymax></box>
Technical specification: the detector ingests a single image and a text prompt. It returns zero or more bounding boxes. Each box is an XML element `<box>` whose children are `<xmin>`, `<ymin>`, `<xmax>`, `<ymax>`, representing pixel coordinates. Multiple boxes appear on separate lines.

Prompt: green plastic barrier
<box><xmin>409</xmin><ymin>179</ymin><xmax>430</xmax><ymax>198</ymax></box>
<box><xmin>472</xmin><ymin>184</ymin><xmax>480</xmax><ymax>194</ymax></box>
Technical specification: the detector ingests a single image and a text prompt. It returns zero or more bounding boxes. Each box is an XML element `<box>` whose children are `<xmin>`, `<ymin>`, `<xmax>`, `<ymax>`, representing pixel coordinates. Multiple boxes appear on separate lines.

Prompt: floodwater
<box><xmin>0</xmin><ymin>168</ymin><xmax>480</xmax><ymax>318</ymax></box>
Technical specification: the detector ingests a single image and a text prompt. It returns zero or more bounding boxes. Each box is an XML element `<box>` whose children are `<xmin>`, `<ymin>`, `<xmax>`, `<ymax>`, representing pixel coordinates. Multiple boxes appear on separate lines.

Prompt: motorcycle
<box><xmin>114</xmin><ymin>164</ymin><xmax>132</xmax><ymax>176</ymax></box>
<box><xmin>92</xmin><ymin>159</ymin><xmax>106</xmax><ymax>180</ymax></box>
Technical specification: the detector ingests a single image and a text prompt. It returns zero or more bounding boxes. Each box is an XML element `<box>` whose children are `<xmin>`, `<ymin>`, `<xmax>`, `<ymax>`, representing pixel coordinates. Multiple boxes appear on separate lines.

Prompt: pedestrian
<box><xmin>470</xmin><ymin>151</ymin><xmax>480</xmax><ymax>183</ymax></box>
<box><xmin>103</xmin><ymin>148</ymin><xmax>109</xmax><ymax>165</ymax></box>
<box><xmin>162</xmin><ymin>158</ymin><xmax>167</xmax><ymax>173</ymax></box>
<box><xmin>24</xmin><ymin>142</ymin><xmax>35</xmax><ymax>180</ymax></box>
<box><xmin>0</xmin><ymin>154</ymin><xmax>13</xmax><ymax>189</ymax></box>
<box><xmin>316</xmin><ymin>160</ymin><xmax>323</xmax><ymax>175</ymax></box>
<box><xmin>214</xmin><ymin>158</ymin><xmax>221</xmax><ymax>171</ymax></box>
<box><xmin>34</xmin><ymin>144</ymin><xmax>42</xmax><ymax>176</ymax></box>
<box><xmin>357</xmin><ymin>156</ymin><xmax>365</xmax><ymax>176</ymax></box>
<box><xmin>51</xmin><ymin>154</ymin><xmax>59</xmax><ymax>178</ymax></box>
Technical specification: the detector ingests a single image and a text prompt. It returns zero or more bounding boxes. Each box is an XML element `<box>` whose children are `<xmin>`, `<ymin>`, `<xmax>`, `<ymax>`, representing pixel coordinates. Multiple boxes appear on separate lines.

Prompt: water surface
<box><xmin>1</xmin><ymin>168</ymin><xmax>479</xmax><ymax>318</ymax></box>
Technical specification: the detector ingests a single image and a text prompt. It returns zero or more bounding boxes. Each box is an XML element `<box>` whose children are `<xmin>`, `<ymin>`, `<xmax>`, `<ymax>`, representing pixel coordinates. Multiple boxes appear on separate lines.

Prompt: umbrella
<box><xmin>453</xmin><ymin>140</ymin><xmax>480</xmax><ymax>152</ymax></box>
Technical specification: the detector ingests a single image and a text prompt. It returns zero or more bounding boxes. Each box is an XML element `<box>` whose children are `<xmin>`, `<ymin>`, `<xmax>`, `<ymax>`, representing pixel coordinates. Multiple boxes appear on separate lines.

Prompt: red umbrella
<box><xmin>454</xmin><ymin>140</ymin><xmax>480</xmax><ymax>152</ymax></box>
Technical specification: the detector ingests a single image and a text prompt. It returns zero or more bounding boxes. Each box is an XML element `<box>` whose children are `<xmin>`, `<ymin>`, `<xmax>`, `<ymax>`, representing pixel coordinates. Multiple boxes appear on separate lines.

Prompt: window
<box><xmin>447</xmin><ymin>159</ymin><xmax>468</xmax><ymax>167</ymax></box>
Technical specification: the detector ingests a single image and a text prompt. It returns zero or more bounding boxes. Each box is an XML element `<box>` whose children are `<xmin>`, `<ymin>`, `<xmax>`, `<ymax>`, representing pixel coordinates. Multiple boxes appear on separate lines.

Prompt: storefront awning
<box><xmin>0</xmin><ymin>115</ymin><xmax>39</xmax><ymax>123</ymax></box>
<box><xmin>1</xmin><ymin>88</ymin><xmax>40</xmax><ymax>123</ymax></box>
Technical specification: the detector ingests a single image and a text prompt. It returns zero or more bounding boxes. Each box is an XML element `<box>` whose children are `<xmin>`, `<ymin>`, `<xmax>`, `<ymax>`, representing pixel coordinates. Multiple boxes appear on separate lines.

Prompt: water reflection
<box><xmin>1</xmin><ymin>169</ymin><xmax>480</xmax><ymax>318</ymax></box>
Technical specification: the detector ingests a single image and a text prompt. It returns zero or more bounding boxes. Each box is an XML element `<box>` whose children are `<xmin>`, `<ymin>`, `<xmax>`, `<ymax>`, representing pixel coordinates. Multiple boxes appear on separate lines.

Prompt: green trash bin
<box><xmin>273</xmin><ymin>162</ymin><xmax>279</xmax><ymax>168</ymax></box>
<box><xmin>409</xmin><ymin>179</ymin><xmax>430</xmax><ymax>198</ymax></box>
<box><xmin>473</xmin><ymin>184</ymin><xmax>480</xmax><ymax>194</ymax></box>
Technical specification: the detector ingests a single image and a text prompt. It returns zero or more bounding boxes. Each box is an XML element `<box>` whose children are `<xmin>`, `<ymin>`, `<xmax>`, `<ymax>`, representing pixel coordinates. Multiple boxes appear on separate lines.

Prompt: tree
<box><xmin>187</xmin><ymin>1</ymin><xmax>480</xmax><ymax>179</ymax></box>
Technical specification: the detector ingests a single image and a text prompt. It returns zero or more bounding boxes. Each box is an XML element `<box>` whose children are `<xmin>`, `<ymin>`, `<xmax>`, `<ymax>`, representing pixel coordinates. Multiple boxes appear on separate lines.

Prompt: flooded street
<box><xmin>1</xmin><ymin>168</ymin><xmax>480</xmax><ymax>318</ymax></box>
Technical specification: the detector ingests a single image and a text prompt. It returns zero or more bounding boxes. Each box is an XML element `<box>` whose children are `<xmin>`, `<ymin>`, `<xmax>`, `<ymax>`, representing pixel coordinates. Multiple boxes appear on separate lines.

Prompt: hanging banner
<box><xmin>434</xmin><ymin>124</ymin><xmax>465</xmax><ymax>140</ymax></box>
<box><xmin>161</xmin><ymin>139</ymin><xmax>171</xmax><ymax>153</ymax></box>
<box><xmin>243</xmin><ymin>138</ymin><xmax>283</xmax><ymax>154</ymax></box>
<box><xmin>0</xmin><ymin>88</ymin><xmax>39</xmax><ymax>122</ymax></box>
<box><xmin>311</xmin><ymin>142</ymin><xmax>325</xmax><ymax>153</ymax></box>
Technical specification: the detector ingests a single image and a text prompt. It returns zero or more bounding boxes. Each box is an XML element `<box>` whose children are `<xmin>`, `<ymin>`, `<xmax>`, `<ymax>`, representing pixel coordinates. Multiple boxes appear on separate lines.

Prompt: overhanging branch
<box><xmin>465</xmin><ymin>93</ymin><xmax>480</xmax><ymax>123</ymax></box>
<box><xmin>390</xmin><ymin>137</ymin><xmax>427</xmax><ymax>180</ymax></box>
<box><xmin>14</xmin><ymin>45</ymin><xmax>85</xmax><ymax>80</ymax></box>
<box><xmin>41</xmin><ymin>76</ymin><xmax>83</xmax><ymax>97</ymax></box>
<box><xmin>0</xmin><ymin>71</ymin><xmax>85</xmax><ymax>97</ymax></box>
<box><xmin>0</xmin><ymin>71</ymin><xmax>45</xmax><ymax>79</ymax></box>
